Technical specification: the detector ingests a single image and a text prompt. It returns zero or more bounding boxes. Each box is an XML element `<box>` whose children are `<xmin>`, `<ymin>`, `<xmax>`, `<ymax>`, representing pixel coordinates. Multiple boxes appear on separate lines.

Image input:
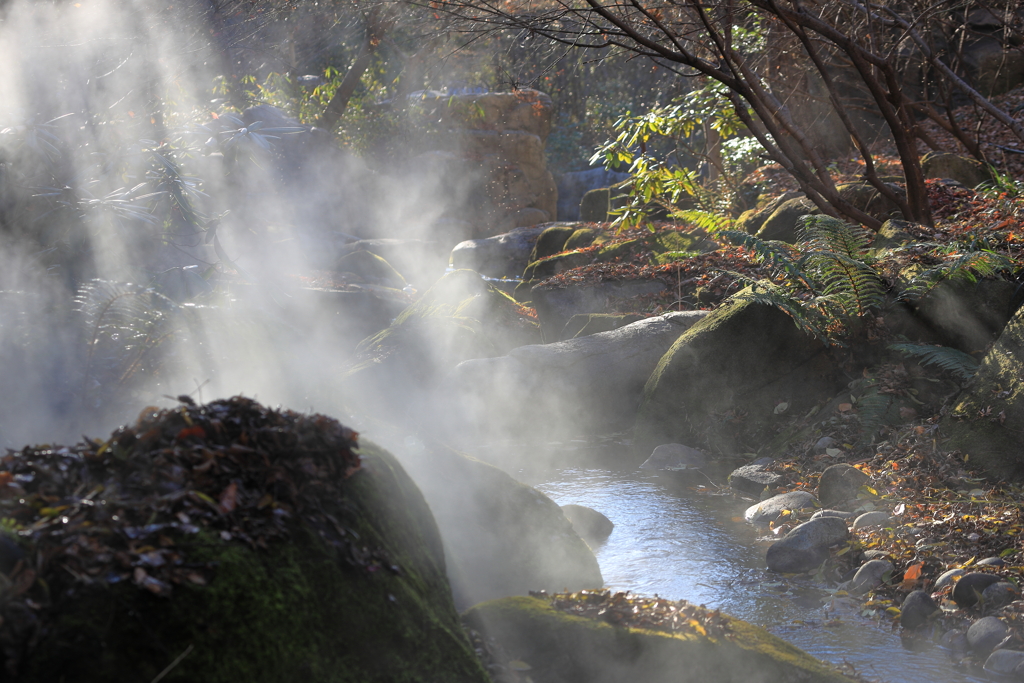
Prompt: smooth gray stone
<box><xmin>934</xmin><ymin>568</ymin><xmax>965</xmax><ymax>591</ymax></box>
<box><xmin>967</xmin><ymin>616</ymin><xmax>1008</xmax><ymax>654</ymax></box>
<box><xmin>852</xmin><ymin>510</ymin><xmax>892</xmax><ymax>530</ymax></box>
<box><xmin>953</xmin><ymin>573</ymin><xmax>1002</xmax><ymax>609</ymax></box>
<box><xmin>849</xmin><ymin>559</ymin><xmax>894</xmax><ymax>594</ymax></box>
<box><xmin>729</xmin><ymin>463</ymin><xmax>784</xmax><ymax>497</ymax></box>
<box><xmin>451</xmin><ymin>225</ymin><xmax>550</xmax><ymax>278</ymax></box>
<box><xmin>984</xmin><ymin>649</ymin><xmax>1024</xmax><ymax>676</ymax></box>
<box><xmin>745</xmin><ymin>490</ymin><xmax>818</xmax><ymax>525</ymax></box>
<box><xmin>860</xmin><ymin>549</ymin><xmax>891</xmax><ymax>562</ymax></box>
<box><xmin>817</xmin><ymin>463</ymin><xmax>869</xmax><ymax>507</ymax></box>
<box><xmin>814</xmin><ymin>436</ymin><xmax>837</xmax><ymax>453</ymax></box>
<box><xmin>901</xmin><ymin>590</ymin><xmax>940</xmax><ymax>629</ymax></box>
<box><xmin>977</xmin><ymin>556</ymin><xmax>1007</xmax><ymax>567</ymax></box>
<box><xmin>640</xmin><ymin>443</ymin><xmax>708</xmax><ymax>471</ymax></box>
<box><xmin>982</xmin><ymin>581</ymin><xmax>1018</xmax><ymax>610</ymax></box>
<box><xmin>765</xmin><ymin>516</ymin><xmax>850</xmax><ymax>574</ymax></box>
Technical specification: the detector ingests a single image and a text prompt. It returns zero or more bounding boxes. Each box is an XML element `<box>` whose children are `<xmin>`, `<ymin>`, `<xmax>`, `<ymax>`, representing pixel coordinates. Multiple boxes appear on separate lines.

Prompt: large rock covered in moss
<box><xmin>634</xmin><ymin>299</ymin><xmax>840</xmax><ymax>455</ymax></box>
<box><xmin>434</xmin><ymin>312</ymin><xmax>707</xmax><ymax>443</ymax></box>
<box><xmin>464</xmin><ymin>595</ymin><xmax>857</xmax><ymax>683</ymax></box>
<box><xmin>397</xmin><ymin>443</ymin><xmax>602</xmax><ymax>608</ymax></box>
<box><xmin>0</xmin><ymin>397</ymin><xmax>489</xmax><ymax>683</ymax></box>
<box><xmin>943</xmin><ymin>307</ymin><xmax>1024</xmax><ymax>479</ymax></box>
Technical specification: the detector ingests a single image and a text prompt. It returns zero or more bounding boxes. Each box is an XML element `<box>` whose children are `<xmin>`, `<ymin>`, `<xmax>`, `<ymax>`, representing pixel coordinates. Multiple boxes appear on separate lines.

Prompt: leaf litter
<box><xmin>0</xmin><ymin>396</ymin><xmax>380</xmax><ymax>675</ymax></box>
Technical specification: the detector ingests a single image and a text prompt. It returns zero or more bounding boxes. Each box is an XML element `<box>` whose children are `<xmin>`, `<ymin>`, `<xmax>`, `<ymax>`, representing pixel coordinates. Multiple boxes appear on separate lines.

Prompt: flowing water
<box><xmin>519</xmin><ymin>463</ymin><xmax>987</xmax><ymax>683</ymax></box>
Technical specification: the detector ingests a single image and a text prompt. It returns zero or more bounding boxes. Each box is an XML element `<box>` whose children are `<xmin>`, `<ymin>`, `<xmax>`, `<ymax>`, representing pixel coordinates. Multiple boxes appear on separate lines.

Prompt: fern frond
<box><xmin>799</xmin><ymin>251</ymin><xmax>886</xmax><ymax>317</ymax></box>
<box><xmin>889</xmin><ymin>342</ymin><xmax>980</xmax><ymax>381</ymax></box>
<box><xmin>722</xmin><ymin>275</ymin><xmax>828</xmax><ymax>340</ymax></box>
<box><xmin>856</xmin><ymin>389</ymin><xmax>892</xmax><ymax>446</ymax></box>
<box><xmin>671</xmin><ymin>209</ymin><xmax>733</xmax><ymax>234</ymax></box>
<box><xmin>797</xmin><ymin>215</ymin><xmax>874</xmax><ymax>262</ymax></box>
<box><xmin>719</xmin><ymin>230</ymin><xmax>813</xmax><ymax>291</ymax></box>
<box><xmin>900</xmin><ymin>250</ymin><xmax>1012</xmax><ymax>302</ymax></box>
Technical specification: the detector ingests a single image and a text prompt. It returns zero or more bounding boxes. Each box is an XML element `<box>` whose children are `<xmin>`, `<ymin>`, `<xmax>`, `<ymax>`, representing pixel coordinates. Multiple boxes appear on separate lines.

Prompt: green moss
<box><xmin>22</xmin><ymin>444</ymin><xmax>489</xmax><ymax>683</ymax></box>
<box><xmin>463</xmin><ymin>596</ymin><xmax>855</xmax><ymax>683</ymax></box>
<box><xmin>529</xmin><ymin>226</ymin><xmax>578</xmax><ymax>263</ymax></box>
<box><xmin>563</xmin><ymin>228</ymin><xmax>601</xmax><ymax>251</ymax></box>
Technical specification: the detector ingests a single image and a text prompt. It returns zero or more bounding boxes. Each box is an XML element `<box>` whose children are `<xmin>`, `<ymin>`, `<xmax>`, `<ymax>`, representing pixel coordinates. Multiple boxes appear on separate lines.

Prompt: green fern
<box><xmin>798</xmin><ymin>215</ymin><xmax>874</xmax><ymax>262</ymax></box>
<box><xmin>856</xmin><ymin>389</ymin><xmax>893</xmax><ymax>446</ymax></box>
<box><xmin>889</xmin><ymin>342</ymin><xmax>980</xmax><ymax>381</ymax></box>
<box><xmin>721</xmin><ymin>271</ymin><xmax>828</xmax><ymax>339</ymax></box>
<box><xmin>899</xmin><ymin>250</ymin><xmax>1011</xmax><ymax>302</ymax></box>
<box><xmin>799</xmin><ymin>250</ymin><xmax>886</xmax><ymax>318</ymax></box>
<box><xmin>671</xmin><ymin>208</ymin><xmax>733</xmax><ymax>234</ymax></box>
<box><xmin>720</xmin><ymin>230</ymin><xmax>813</xmax><ymax>291</ymax></box>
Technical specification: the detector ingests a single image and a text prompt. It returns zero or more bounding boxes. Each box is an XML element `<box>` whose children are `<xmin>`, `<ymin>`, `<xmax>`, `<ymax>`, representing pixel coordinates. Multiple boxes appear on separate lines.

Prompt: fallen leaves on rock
<box><xmin>0</xmin><ymin>396</ymin><xmax>377</xmax><ymax>676</ymax></box>
<box><xmin>534</xmin><ymin>588</ymin><xmax>733</xmax><ymax>639</ymax></box>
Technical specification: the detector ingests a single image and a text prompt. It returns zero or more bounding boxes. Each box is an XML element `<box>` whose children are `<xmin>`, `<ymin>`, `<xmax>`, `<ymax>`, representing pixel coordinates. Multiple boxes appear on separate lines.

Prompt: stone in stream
<box><xmin>729</xmin><ymin>461</ymin><xmax>784</xmax><ymax>497</ymax></box>
<box><xmin>852</xmin><ymin>511</ymin><xmax>892</xmax><ymax>530</ymax></box>
<box><xmin>744</xmin><ymin>490</ymin><xmax>818</xmax><ymax>525</ymax></box>
<box><xmin>561</xmin><ymin>504</ymin><xmax>614</xmax><ymax>545</ymax></box>
<box><xmin>765</xmin><ymin>516</ymin><xmax>849</xmax><ymax>574</ymax></box>
<box><xmin>967</xmin><ymin>616</ymin><xmax>1009</xmax><ymax>655</ymax></box>
<box><xmin>640</xmin><ymin>444</ymin><xmax>708</xmax><ymax>471</ymax></box>
<box><xmin>982</xmin><ymin>581</ymin><xmax>1018</xmax><ymax>610</ymax></box>
<box><xmin>848</xmin><ymin>559</ymin><xmax>894</xmax><ymax>595</ymax></box>
<box><xmin>952</xmin><ymin>573</ymin><xmax>1003</xmax><ymax>609</ymax></box>
<box><xmin>900</xmin><ymin>590</ymin><xmax>941</xmax><ymax>629</ymax></box>
<box><xmin>816</xmin><ymin>463</ymin><xmax>870</xmax><ymax>508</ymax></box>
<box><xmin>984</xmin><ymin>649</ymin><xmax>1024</xmax><ymax>676</ymax></box>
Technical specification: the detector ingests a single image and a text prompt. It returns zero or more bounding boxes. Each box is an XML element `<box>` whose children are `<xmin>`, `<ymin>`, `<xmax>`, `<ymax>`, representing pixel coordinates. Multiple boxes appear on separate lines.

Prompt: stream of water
<box><xmin>520</xmin><ymin>463</ymin><xmax>987</xmax><ymax>683</ymax></box>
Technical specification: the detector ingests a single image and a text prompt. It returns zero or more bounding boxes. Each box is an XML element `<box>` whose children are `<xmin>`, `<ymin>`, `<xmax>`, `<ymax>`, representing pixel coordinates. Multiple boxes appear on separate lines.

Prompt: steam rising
<box><xmin>0</xmin><ymin>0</ymin><xmax>478</xmax><ymax>449</ymax></box>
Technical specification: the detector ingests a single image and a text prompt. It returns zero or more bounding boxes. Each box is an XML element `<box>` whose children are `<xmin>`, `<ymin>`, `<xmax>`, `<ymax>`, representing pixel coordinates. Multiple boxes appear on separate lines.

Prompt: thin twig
<box><xmin>150</xmin><ymin>644</ymin><xmax>194</xmax><ymax>683</ymax></box>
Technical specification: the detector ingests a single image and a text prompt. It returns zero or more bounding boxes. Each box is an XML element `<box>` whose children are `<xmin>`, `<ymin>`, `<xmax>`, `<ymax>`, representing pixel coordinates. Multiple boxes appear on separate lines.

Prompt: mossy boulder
<box><xmin>836</xmin><ymin>181</ymin><xmax>904</xmax><ymax>222</ymax></box>
<box><xmin>396</xmin><ymin>444</ymin><xmax>602</xmax><ymax>609</ymax></box>
<box><xmin>870</xmin><ymin>219</ymin><xmax>919</xmax><ymax>253</ymax></box>
<box><xmin>634</xmin><ymin>299</ymin><xmax>841</xmax><ymax>455</ymax></box>
<box><xmin>3</xmin><ymin>399</ymin><xmax>488</xmax><ymax>683</ymax></box>
<box><xmin>464</xmin><ymin>596</ymin><xmax>856</xmax><ymax>683</ymax></box>
<box><xmin>529</xmin><ymin>225</ymin><xmax>578</xmax><ymax>263</ymax></box>
<box><xmin>335</xmin><ymin>249</ymin><xmax>407</xmax><ymax>288</ymax></box>
<box><xmin>943</xmin><ymin>307</ymin><xmax>1024</xmax><ymax>479</ymax></box>
<box><xmin>755</xmin><ymin>197</ymin><xmax>820</xmax><ymax>243</ymax></box>
<box><xmin>563</xmin><ymin>227</ymin><xmax>602</xmax><ymax>251</ymax></box>
<box><xmin>921</xmin><ymin>152</ymin><xmax>993</xmax><ymax>188</ymax></box>
<box><xmin>580</xmin><ymin>187</ymin><xmax>611</xmax><ymax>222</ymax></box>
<box><xmin>736</xmin><ymin>192</ymin><xmax>802</xmax><ymax>235</ymax></box>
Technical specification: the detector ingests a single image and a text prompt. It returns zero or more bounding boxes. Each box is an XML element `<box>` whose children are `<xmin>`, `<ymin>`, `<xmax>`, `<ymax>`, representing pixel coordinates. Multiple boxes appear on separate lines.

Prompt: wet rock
<box><xmin>729</xmin><ymin>462</ymin><xmax>784</xmax><ymax>497</ymax></box>
<box><xmin>984</xmin><ymin>649</ymin><xmax>1024</xmax><ymax>676</ymax></box>
<box><xmin>901</xmin><ymin>590</ymin><xmax>941</xmax><ymax>629</ymax></box>
<box><xmin>941</xmin><ymin>629</ymin><xmax>970</xmax><ymax>654</ymax></box>
<box><xmin>561</xmin><ymin>504</ymin><xmax>614</xmax><ymax>545</ymax></box>
<box><xmin>640</xmin><ymin>444</ymin><xmax>708</xmax><ymax>471</ymax></box>
<box><xmin>744</xmin><ymin>491</ymin><xmax>818</xmax><ymax>525</ymax></box>
<box><xmin>817</xmin><ymin>464</ymin><xmax>870</xmax><ymax>508</ymax></box>
<box><xmin>967</xmin><ymin>616</ymin><xmax>1008</xmax><ymax>654</ymax></box>
<box><xmin>982</xmin><ymin>581</ymin><xmax>1018</xmax><ymax>610</ymax></box>
<box><xmin>451</xmin><ymin>225</ymin><xmax>551</xmax><ymax>279</ymax></box>
<box><xmin>953</xmin><ymin>573</ymin><xmax>1003</xmax><ymax>609</ymax></box>
<box><xmin>811</xmin><ymin>509</ymin><xmax>855</xmax><ymax>520</ymax></box>
<box><xmin>852</xmin><ymin>511</ymin><xmax>892</xmax><ymax>530</ymax></box>
<box><xmin>765</xmin><ymin>516</ymin><xmax>849</xmax><ymax>574</ymax></box>
<box><xmin>934</xmin><ymin>568</ymin><xmax>965</xmax><ymax>591</ymax></box>
<box><xmin>849</xmin><ymin>559</ymin><xmax>894</xmax><ymax>595</ymax></box>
